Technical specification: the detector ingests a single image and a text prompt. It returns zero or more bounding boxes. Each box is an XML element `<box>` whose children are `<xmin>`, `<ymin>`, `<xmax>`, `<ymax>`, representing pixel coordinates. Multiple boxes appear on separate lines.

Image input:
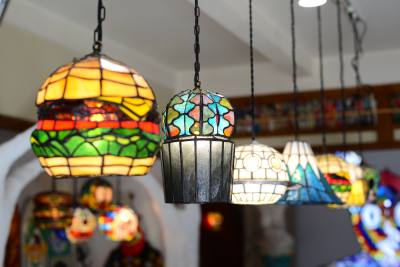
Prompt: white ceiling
<box><xmin>8</xmin><ymin>0</ymin><xmax>400</xmax><ymax>72</ymax></box>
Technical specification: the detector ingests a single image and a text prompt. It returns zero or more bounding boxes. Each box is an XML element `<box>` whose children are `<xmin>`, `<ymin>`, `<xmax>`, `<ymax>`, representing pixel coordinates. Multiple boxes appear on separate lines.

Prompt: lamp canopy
<box><xmin>31</xmin><ymin>54</ymin><xmax>160</xmax><ymax>178</ymax></box>
<box><xmin>232</xmin><ymin>142</ymin><xmax>289</xmax><ymax>205</ymax></box>
<box><xmin>279</xmin><ymin>141</ymin><xmax>341</xmax><ymax>205</ymax></box>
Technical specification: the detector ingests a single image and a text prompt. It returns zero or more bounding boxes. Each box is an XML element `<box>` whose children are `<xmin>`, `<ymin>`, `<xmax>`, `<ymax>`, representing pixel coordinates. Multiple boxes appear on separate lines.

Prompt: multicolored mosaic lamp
<box><xmin>316</xmin><ymin>154</ymin><xmax>352</xmax><ymax>204</ymax></box>
<box><xmin>347</xmin><ymin>163</ymin><xmax>369</xmax><ymax>206</ymax></box>
<box><xmin>279</xmin><ymin>141</ymin><xmax>341</xmax><ymax>205</ymax></box>
<box><xmin>30</xmin><ymin>0</ymin><xmax>160</xmax><ymax>178</ymax></box>
<box><xmin>66</xmin><ymin>207</ymin><xmax>97</xmax><ymax>244</ymax></box>
<box><xmin>80</xmin><ymin>178</ymin><xmax>113</xmax><ymax>213</ymax></box>
<box><xmin>161</xmin><ymin>0</ymin><xmax>235</xmax><ymax>203</ymax></box>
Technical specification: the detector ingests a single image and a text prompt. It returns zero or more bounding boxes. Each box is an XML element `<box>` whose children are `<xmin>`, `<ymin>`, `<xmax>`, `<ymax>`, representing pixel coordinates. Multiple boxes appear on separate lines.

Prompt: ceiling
<box><xmin>8</xmin><ymin>0</ymin><xmax>400</xmax><ymax>72</ymax></box>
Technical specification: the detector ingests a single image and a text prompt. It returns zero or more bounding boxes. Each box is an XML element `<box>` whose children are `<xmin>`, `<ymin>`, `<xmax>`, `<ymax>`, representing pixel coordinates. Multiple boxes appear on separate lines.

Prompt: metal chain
<box><xmin>194</xmin><ymin>0</ymin><xmax>201</xmax><ymax>89</ymax></box>
<box><xmin>337</xmin><ymin>0</ymin><xmax>347</xmax><ymax>149</ymax></box>
<box><xmin>93</xmin><ymin>0</ymin><xmax>106</xmax><ymax>53</ymax></box>
<box><xmin>317</xmin><ymin>7</ymin><xmax>327</xmax><ymax>154</ymax></box>
<box><xmin>249</xmin><ymin>0</ymin><xmax>256</xmax><ymax>141</ymax></box>
<box><xmin>290</xmin><ymin>0</ymin><xmax>300</xmax><ymax>140</ymax></box>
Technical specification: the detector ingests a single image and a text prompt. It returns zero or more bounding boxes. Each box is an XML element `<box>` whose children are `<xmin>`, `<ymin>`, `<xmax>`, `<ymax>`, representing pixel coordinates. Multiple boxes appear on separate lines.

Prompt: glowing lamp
<box><xmin>30</xmin><ymin>54</ymin><xmax>160</xmax><ymax>178</ymax></box>
<box><xmin>161</xmin><ymin>88</ymin><xmax>235</xmax><ymax>203</ymax></box>
<box><xmin>66</xmin><ymin>207</ymin><xmax>97</xmax><ymax>244</ymax></box>
<box><xmin>98</xmin><ymin>206</ymin><xmax>139</xmax><ymax>242</ymax></box>
<box><xmin>202</xmin><ymin>212</ymin><xmax>224</xmax><ymax>232</ymax></box>
<box><xmin>80</xmin><ymin>178</ymin><xmax>113</xmax><ymax>213</ymax></box>
<box><xmin>298</xmin><ymin>0</ymin><xmax>327</xmax><ymax>8</ymax></box>
<box><xmin>279</xmin><ymin>141</ymin><xmax>341</xmax><ymax>204</ymax></box>
<box><xmin>33</xmin><ymin>192</ymin><xmax>73</xmax><ymax>229</ymax></box>
<box><xmin>347</xmin><ymin>164</ymin><xmax>368</xmax><ymax>206</ymax></box>
<box><xmin>232</xmin><ymin>142</ymin><xmax>289</xmax><ymax>204</ymax></box>
<box><xmin>316</xmin><ymin>154</ymin><xmax>352</xmax><ymax>203</ymax></box>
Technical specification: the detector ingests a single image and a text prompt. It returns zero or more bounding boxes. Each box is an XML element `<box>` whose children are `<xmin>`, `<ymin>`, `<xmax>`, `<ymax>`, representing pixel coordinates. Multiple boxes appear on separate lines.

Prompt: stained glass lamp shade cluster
<box><xmin>98</xmin><ymin>206</ymin><xmax>139</xmax><ymax>241</ymax></box>
<box><xmin>30</xmin><ymin>54</ymin><xmax>160</xmax><ymax>178</ymax></box>
<box><xmin>232</xmin><ymin>142</ymin><xmax>289</xmax><ymax>204</ymax></box>
<box><xmin>316</xmin><ymin>154</ymin><xmax>352</xmax><ymax>203</ymax></box>
<box><xmin>161</xmin><ymin>88</ymin><xmax>235</xmax><ymax>203</ymax></box>
<box><xmin>279</xmin><ymin>141</ymin><xmax>341</xmax><ymax>204</ymax></box>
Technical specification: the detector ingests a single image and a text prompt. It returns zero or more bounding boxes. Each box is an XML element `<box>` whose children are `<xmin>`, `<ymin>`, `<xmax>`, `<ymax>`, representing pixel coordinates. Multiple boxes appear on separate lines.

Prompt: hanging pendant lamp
<box><xmin>161</xmin><ymin>0</ymin><xmax>235</xmax><ymax>204</ymax></box>
<box><xmin>30</xmin><ymin>0</ymin><xmax>160</xmax><ymax>178</ymax></box>
<box><xmin>279</xmin><ymin>1</ymin><xmax>340</xmax><ymax>205</ymax></box>
<box><xmin>231</xmin><ymin>0</ymin><xmax>288</xmax><ymax>205</ymax></box>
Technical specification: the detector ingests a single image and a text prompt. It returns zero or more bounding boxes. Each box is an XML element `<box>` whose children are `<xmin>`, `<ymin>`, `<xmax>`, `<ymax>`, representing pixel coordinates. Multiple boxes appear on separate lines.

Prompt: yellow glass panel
<box><xmin>70</xmin><ymin>167</ymin><xmax>102</xmax><ymax>176</ymax></box>
<box><xmin>120</xmin><ymin>107</ymin><xmax>140</xmax><ymax>121</ymax></box>
<box><xmin>129</xmin><ymin>166</ymin><xmax>149</xmax><ymax>176</ymax></box>
<box><xmin>123</xmin><ymin>98</ymin><xmax>145</xmax><ymax>105</ymax></box>
<box><xmin>45</xmin><ymin>80</ymin><xmax>66</xmax><ymax>101</ymax></box>
<box><xmin>133</xmin><ymin>157</ymin><xmax>156</xmax><ymax>167</ymax></box>
<box><xmin>57</xmin><ymin>63</ymin><xmax>73</xmax><ymax>73</ymax></box>
<box><xmin>41</xmin><ymin>77</ymin><xmax>51</xmax><ymax>89</ymax></box>
<box><xmin>36</xmin><ymin>90</ymin><xmax>46</xmax><ymax>105</ymax></box>
<box><xmin>70</xmin><ymin>68</ymin><xmax>101</xmax><ymax>80</ymax></box>
<box><xmin>101</xmin><ymin>80</ymin><xmax>136</xmax><ymax>97</ymax></box>
<box><xmin>123</xmin><ymin>102</ymin><xmax>151</xmax><ymax>117</ymax></box>
<box><xmin>133</xmin><ymin>74</ymin><xmax>149</xmax><ymax>88</ymax></box>
<box><xmin>102</xmin><ymin>70</ymin><xmax>135</xmax><ymax>85</ymax></box>
<box><xmin>104</xmin><ymin>155</ymin><xmax>132</xmax><ymax>166</ymax></box>
<box><xmin>68</xmin><ymin>157</ymin><xmax>102</xmax><ymax>166</ymax></box>
<box><xmin>46</xmin><ymin>157</ymin><xmax>68</xmax><ymax>167</ymax></box>
<box><xmin>44</xmin><ymin>168</ymin><xmax>53</xmax><ymax>176</ymax></box>
<box><xmin>138</xmin><ymin>87</ymin><xmax>155</xmax><ymax>100</ymax></box>
<box><xmin>38</xmin><ymin>157</ymin><xmax>48</xmax><ymax>166</ymax></box>
<box><xmin>64</xmin><ymin>77</ymin><xmax>101</xmax><ymax>99</ymax></box>
<box><xmin>75</xmin><ymin>59</ymin><xmax>100</xmax><ymax>68</ymax></box>
<box><xmin>97</xmin><ymin>96</ymin><xmax>123</xmax><ymax>104</ymax></box>
<box><xmin>50</xmin><ymin>167</ymin><xmax>71</xmax><ymax>176</ymax></box>
<box><xmin>50</xmin><ymin>70</ymin><xmax>69</xmax><ymax>83</ymax></box>
<box><xmin>103</xmin><ymin>166</ymin><xmax>130</xmax><ymax>176</ymax></box>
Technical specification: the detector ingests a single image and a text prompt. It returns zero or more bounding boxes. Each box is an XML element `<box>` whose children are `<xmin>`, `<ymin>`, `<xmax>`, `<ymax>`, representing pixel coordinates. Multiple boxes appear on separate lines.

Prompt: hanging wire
<box><xmin>249</xmin><ymin>0</ymin><xmax>256</xmax><ymax>141</ymax></box>
<box><xmin>193</xmin><ymin>0</ymin><xmax>201</xmax><ymax>89</ymax></box>
<box><xmin>93</xmin><ymin>0</ymin><xmax>106</xmax><ymax>53</ymax></box>
<box><xmin>290</xmin><ymin>0</ymin><xmax>300</xmax><ymax>140</ymax></box>
<box><xmin>337</xmin><ymin>0</ymin><xmax>347</xmax><ymax>149</ymax></box>
<box><xmin>317</xmin><ymin>7</ymin><xmax>327</xmax><ymax>154</ymax></box>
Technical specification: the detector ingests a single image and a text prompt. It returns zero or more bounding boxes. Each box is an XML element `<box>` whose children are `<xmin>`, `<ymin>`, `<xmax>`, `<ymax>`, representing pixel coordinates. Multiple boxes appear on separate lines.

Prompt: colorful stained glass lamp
<box><xmin>66</xmin><ymin>207</ymin><xmax>97</xmax><ymax>244</ymax></box>
<box><xmin>316</xmin><ymin>154</ymin><xmax>352</xmax><ymax>204</ymax></box>
<box><xmin>30</xmin><ymin>0</ymin><xmax>160</xmax><ymax>178</ymax></box>
<box><xmin>80</xmin><ymin>178</ymin><xmax>114</xmax><ymax>213</ymax></box>
<box><xmin>161</xmin><ymin>0</ymin><xmax>235</xmax><ymax>203</ymax></box>
<box><xmin>279</xmin><ymin>141</ymin><xmax>341</xmax><ymax>204</ymax></box>
<box><xmin>347</xmin><ymin>163</ymin><xmax>369</xmax><ymax>206</ymax></box>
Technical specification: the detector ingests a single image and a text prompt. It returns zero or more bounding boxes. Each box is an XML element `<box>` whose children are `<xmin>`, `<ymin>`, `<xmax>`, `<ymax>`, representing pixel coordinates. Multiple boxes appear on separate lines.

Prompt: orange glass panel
<box><xmin>50</xmin><ymin>70</ymin><xmax>69</xmax><ymax>83</ymax></box>
<box><xmin>76</xmin><ymin>121</ymin><xmax>97</xmax><ymax>129</ymax></box>
<box><xmin>101</xmin><ymin>80</ymin><xmax>136</xmax><ymax>97</ymax></box>
<box><xmin>55</xmin><ymin>121</ymin><xmax>75</xmax><ymax>130</ymax></box>
<box><xmin>75</xmin><ymin>59</ymin><xmax>100</xmax><ymax>68</ymax></box>
<box><xmin>70</xmin><ymin>68</ymin><xmax>101</xmax><ymax>80</ymax></box>
<box><xmin>102</xmin><ymin>69</ymin><xmax>135</xmax><ymax>85</ymax></box>
<box><xmin>45</xmin><ymin>80</ymin><xmax>66</xmax><ymax>100</ymax></box>
<box><xmin>64</xmin><ymin>77</ymin><xmax>101</xmax><ymax>99</ymax></box>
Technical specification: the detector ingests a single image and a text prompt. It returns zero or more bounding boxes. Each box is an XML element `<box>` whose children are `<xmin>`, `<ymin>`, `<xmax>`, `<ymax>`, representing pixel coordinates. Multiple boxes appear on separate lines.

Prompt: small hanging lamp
<box><xmin>80</xmin><ymin>178</ymin><xmax>114</xmax><ymax>213</ymax></box>
<box><xmin>231</xmin><ymin>0</ymin><xmax>288</xmax><ymax>205</ymax></box>
<box><xmin>161</xmin><ymin>0</ymin><xmax>235</xmax><ymax>203</ymax></box>
<box><xmin>279</xmin><ymin>1</ymin><xmax>340</xmax><ymax>205</ymax></box>
<box><xmin>30</xmin><ymin>0</ymin><xmax>160</xmax><ymax>178</ymax></box>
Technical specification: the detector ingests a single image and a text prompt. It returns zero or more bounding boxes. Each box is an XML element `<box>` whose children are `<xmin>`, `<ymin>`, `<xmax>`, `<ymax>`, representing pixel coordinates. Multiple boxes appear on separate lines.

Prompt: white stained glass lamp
<box><xmin>232</xmin><ymin>142</ymin><xmax>289</xmax><ymax>205</ymax></box>
<box><xmin>298</xmin><ymin>0</ymin><xmax>327</xmax><ymax>8</ymax></box>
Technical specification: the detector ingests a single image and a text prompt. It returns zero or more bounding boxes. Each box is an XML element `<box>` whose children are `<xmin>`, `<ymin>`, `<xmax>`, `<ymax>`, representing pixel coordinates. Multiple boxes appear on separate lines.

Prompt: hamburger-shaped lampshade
<box><xmin>98</xmin><ymin>206</ymin><xmax>139</xmax><ymax>242</ymax></box>
<box><xmin>66</xmin><ymin>207</ymin><xmax>97</xmax><ymax>244</ymax></box>
<box><xmin>33</xmin><ymin>192</ymin><xmax>73</xmax><ymax>229</ymax></box>
<box><xmin>161</xmin><ymin>88</ymin><xmax>235</xmax><ymax>203</ymax></box>
<box><xmin>232</xmin><ymin>142</ymin><xmax>289</xmax><ymax>205</ymax></box>
<box><xmin>30</xmin><ymin>54</ymin><xmax>160</xmax><ymax>178</ymax></box>
<box><xmin>80</xmin><ymin>178</ymin><xmax>113</xmax><ymax>213</ymax></box>
<box><xmin>279</xmin><ymin>141</ymin><xmax>341</xmax><ymax>205</ymax></box>
<box><xmin>316</xmin><ymin>154</ymin><xmax>352</xmax><ymax>204</ymax></box>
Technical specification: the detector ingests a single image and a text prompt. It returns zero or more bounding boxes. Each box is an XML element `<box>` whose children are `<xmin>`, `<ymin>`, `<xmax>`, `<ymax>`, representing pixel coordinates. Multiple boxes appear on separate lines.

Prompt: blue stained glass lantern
<box><xmin>278</xmin><ymin>141</ymin><xmax>341</xmax><ymax>205</ymax></box>
<box><xmin>161</xmin><ymin>88</ymin><xmax>235</xmax><ymax>203</ymax></box>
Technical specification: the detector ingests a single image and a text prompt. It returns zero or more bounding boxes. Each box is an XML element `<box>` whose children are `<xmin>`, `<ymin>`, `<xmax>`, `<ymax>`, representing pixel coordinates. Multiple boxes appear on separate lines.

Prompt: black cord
<box><xmin>93</xmin><ymin>0</ymin><xmax>106</xmax><ymax>53</ymax></box>
<box><xmin>317</xmin><ymin>7</ymin><xmax>327</xmax><ymax>154</ymax></box>
<box><xmin>194</xmin><ymin>0</ymin><xmax>201</xmax><ymax>89</ymax></box>
<box><xmin>337</xmin><ymin>0</ymin><xmax>347</xmax><ymax>149</ymax></box>
<box><xmin>249</xmin><ymin>0</ymin><xmax>256</xmax><ymax>141</ymax></box>
<box><xmin>290</xmin><ymin>0</ymin><xmax>300</xmax><ymax>140</ymax></box>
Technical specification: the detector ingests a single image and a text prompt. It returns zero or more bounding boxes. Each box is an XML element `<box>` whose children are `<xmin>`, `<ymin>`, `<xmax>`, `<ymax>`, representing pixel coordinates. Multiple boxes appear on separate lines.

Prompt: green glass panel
<box><xmin>137</xmin><ymin>140</ymin><xmax>147</xmax><ymax>150</ymax></box>
<box><xmin>114</xmin><ymin>128</ymin><xmax>138</xmax><ymax>137</ymax></box>
<box><xmin>57</xmin><ymin>130</ymin><xmax>73</xmax><ymax>141</ymax></box>
<box><xmin>50</xmin><ymin>141</ymin><xmax>68</xmax><ymax>156</ymax></box>
<box><xmin>138</xmin><ymin>148</ymin><xmax>149</xmax><ymax>158</ymax></box>
<box><xmin>73</xmin><ymin>143</ymin><xmax>99</xmax><ymax>157</ymax></box>
<box><xmin>108</xmin><ymin>141</ymin><xmax>121</xmax><ymax>155</ymax></box>
<box><xmin>120</xmin><ymin>144</ymin><xmax>137</xmax><ymax>157</ymax></box>
<box><xmin>44</xmin><ymin>147</ymin><xmax>55</xmax><ymax>157</ymax></box>
<box><xmin>36</xmin><ymin>131</ymin><xmax>49</xmax><ymax>143</ymax></box>
<box><xmin>49</xmin><ymin>131</ymin><xmax>57</xmax><ymax>138</ymax></box>
<box><xmin>65</xmin><ymin>136</ymin><xmax>85</xmax><ymax>154</ymax></box>
<box><xmin>147</xmin><ymin>142</ymin><xmax>158</xmax><ymax>153</ymax></box>
<box><xmin>93</xmin><ymin>140</ymin><xmax>109</xmax><ymax>155</ymax></box>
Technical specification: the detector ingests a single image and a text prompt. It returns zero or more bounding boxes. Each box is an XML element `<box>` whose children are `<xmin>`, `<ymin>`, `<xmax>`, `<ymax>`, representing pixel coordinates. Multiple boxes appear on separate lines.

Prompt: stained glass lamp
<box><xmin>347</xmin><ymin>164</ymin><xmax>369</xmax><ymax>206</ymax></box>
<box><xmin>279</xmin><ymin>141</ymin><xmax>341</xmax><ymax>204</ymax></box>
<box><xmin>232</xmin><ymin>142</ymin><xmax>289</xmax><ymax>204</ymax></box>
<box><xmin>66</xmin><ymin>207</ymin><xmax>97</xmax><ymax>244</ymax></box>
<box><xmin>33</xmin><ymin>192</ymin><xmax>73</xmax><ymax>229</ymax></box>
<box><xmin>316</xmin><ymin>154</ymin><xmax>352</xmax><ymax>204</ymax></box>
<box><xmin>98</xmin><ymin>206</ymin><xmax>139</xmax><ymax>241</ymax></box>
<box><xmin>161</xmin><ymin>88</ymin><xmax>235</xmax><ymax>203</ymax></box>
<box><xmin>80</xmin><ymin>178</ymin><xmax>113</xmax><ymax>213</ymax></box>
<box><xmin>30</xmin><ymin>53</ymin><xmax>160</xmax><ymax>178</ymax></box>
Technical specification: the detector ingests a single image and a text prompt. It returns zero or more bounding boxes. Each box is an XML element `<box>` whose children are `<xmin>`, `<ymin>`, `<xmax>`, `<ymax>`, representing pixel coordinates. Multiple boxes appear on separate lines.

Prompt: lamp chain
<box><xmin>317</xmin><ymin>7</ymin><xmax>327</xmax><ymax>154</ymax></box>
<box><xmin>290</xmin><ymin>0</ymin><xmax>300</xmax><ymax>140</ymax></box>
<box><xmin>93</xmin><ymin>0</ymin><xmax>106</xmax><ymax>53</ymax></box>
<box><xmin>194</xmin><ymin>0</ymin><xmax>201</xmax><ymax>89</ymax></box>
<box><xmin>337</xmin><ymin>0</ymin><xmax>347</xmax><ymax>149</ymax></box>
<box><xmin>249</xmin><ymin>0</ymin><xmax>256</xmax><ymax>141</ymax></box>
